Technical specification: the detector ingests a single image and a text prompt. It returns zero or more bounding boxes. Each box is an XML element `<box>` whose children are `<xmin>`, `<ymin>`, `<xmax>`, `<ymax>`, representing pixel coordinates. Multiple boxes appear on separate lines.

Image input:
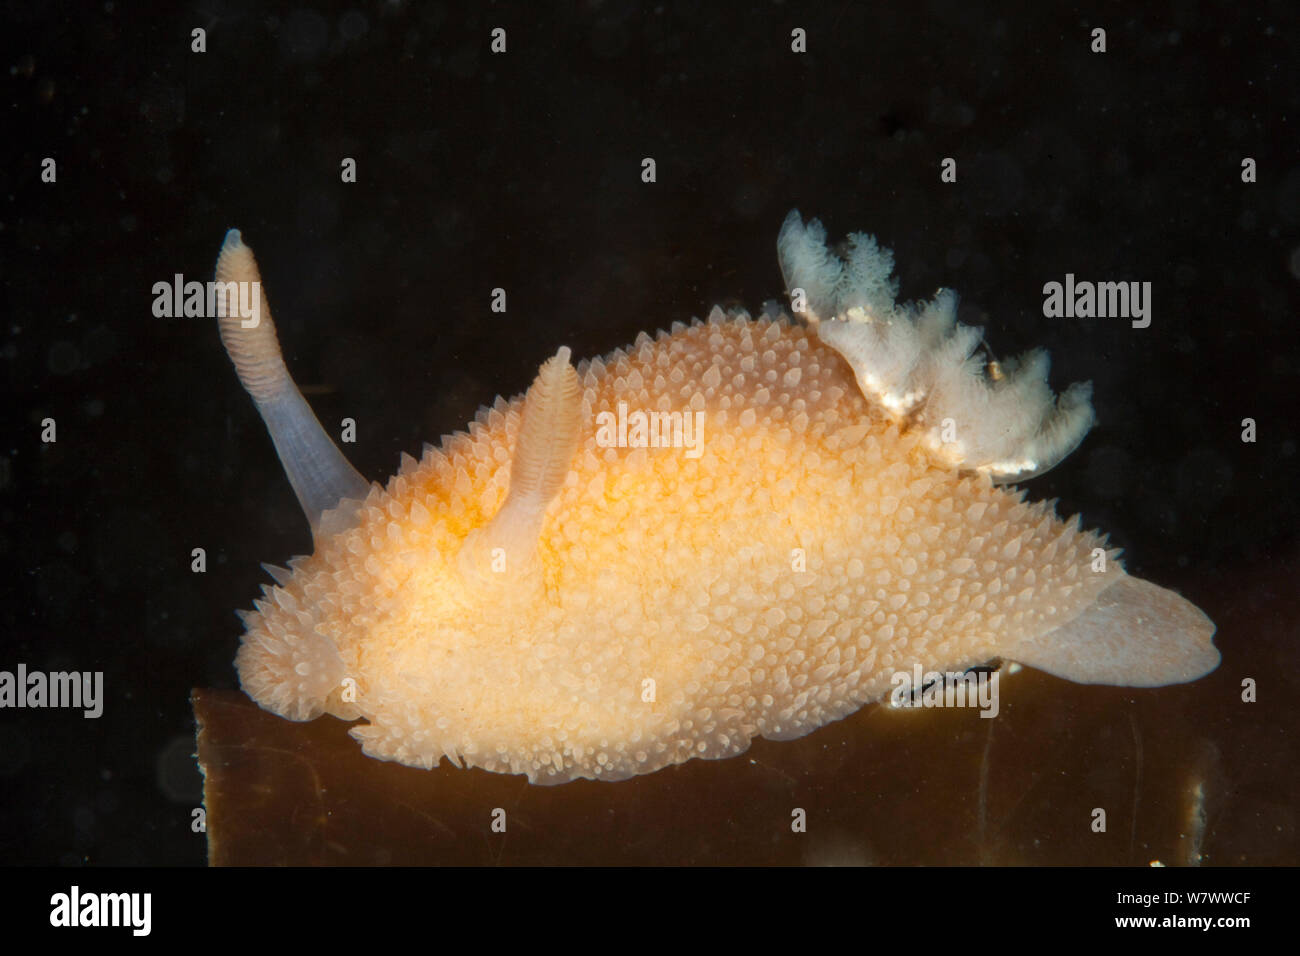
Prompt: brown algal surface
<box><xmin>195</xmin><ymin>547</ymin><xmax>1295</xmax><ymax>865</ymax></box>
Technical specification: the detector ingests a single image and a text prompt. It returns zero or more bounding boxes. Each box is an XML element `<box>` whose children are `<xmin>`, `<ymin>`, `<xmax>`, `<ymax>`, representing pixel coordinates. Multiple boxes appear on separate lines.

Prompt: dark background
<box><xmin>1</xmin><ymin>0</ymin><xmax>1296</xmax><ymax>865</ymax></box>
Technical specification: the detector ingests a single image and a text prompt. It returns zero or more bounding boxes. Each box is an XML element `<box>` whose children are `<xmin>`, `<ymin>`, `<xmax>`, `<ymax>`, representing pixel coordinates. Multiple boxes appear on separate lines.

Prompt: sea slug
<box><xmin>212</xmin><ymin>212</ymin><xmax>1219</xmax><ymax>784</ymax></box>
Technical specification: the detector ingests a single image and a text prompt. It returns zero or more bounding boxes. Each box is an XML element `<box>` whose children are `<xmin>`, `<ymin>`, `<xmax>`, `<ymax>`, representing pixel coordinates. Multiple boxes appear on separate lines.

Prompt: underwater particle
<box><xmin>280</xmin><ymin>9</ymin><xmax>329</xmax><ymax>62</ymax></box>
<box><xmin>213</xmin><ymin>214</ymin><xmax>1218</xmax><ymax>784</ymax></box>
<box><xmin>156</xmin><ymin>734</ymin><xmax>204</xmax><ymax>802</ymax></box>
<box><xmin>339</xmin><ymin>11</ymin><xmax>369</xmax><ymax>42</ymax></box>
<box><xmin>47</xmin><ymin>341</ymin><xmax>79</xmax><ymax>375</ymax></box>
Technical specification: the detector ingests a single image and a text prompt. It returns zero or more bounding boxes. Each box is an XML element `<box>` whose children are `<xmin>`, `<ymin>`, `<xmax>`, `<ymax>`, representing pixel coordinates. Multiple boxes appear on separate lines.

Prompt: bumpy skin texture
<box><xmin>235</xmin><ymin>310</ymin><xmax>1119</xmax><ymax>783</ymax></box>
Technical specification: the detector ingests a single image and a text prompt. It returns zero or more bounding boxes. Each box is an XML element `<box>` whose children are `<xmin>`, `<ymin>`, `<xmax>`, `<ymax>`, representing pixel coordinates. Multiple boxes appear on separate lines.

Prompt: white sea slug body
<box><xmin>214</xmin><ymin>214</ymin><xmax>1219</xmax><ymax>784</ymax></box>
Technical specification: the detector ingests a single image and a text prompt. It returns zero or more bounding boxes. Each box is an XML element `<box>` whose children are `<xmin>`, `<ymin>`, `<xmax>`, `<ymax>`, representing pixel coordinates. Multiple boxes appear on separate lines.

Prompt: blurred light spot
<box><xmin>282</xmin><ymin>9</ymin><xmax>329</xmax><ymax>62</ymax></box>
<box><xmin>157</xmin><ymin>735</ymin><xmax>203</xmax><ymax>802</ymax></box>
<box><xmin>47</xmin><ymin>341</ymin><xmax>79</xmax><ymax>374</ymax></box>
<box><xmin>340</xmin><ymin>10</ymin><xmax>368</xmax><ymax>41</ymax></box>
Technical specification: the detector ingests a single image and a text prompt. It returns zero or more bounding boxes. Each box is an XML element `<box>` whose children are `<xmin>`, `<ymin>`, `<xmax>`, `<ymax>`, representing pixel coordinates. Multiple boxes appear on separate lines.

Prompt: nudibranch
<box><xmin>213</xmin><ymin>212</ymin><xmax>1219</xmax><ymax>784</ymax></box>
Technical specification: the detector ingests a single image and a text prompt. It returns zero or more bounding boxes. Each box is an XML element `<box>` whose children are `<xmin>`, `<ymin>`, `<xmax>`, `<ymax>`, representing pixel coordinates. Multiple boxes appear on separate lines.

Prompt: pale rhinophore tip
<box><xmin>461</xmin><ymin>346</ymin><xmax>582</xmax><ymax>581</ymax></box>
<box><xmin>1009</xmin><ymin>574</ymin><xmax>1219</xmax><ymax>687</ymax></box>
<box><xmin>214</xmin><ymin>230</ymin><xmax>370</xmax><ymax>537</ymax></box>
<box><xmin>214</xmin><ymin>229</ymin><xmax>289</xmax><ymax>404</ymax></box>
<box><xmin>509</xmin><ymin>346</ymin><xmax>581</xmax><ymax>505</ymax></box>
<box><xmin>778</xmin><ymin>210</ymin><xmax>1095</xmax><ymax>481</ymax></box>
